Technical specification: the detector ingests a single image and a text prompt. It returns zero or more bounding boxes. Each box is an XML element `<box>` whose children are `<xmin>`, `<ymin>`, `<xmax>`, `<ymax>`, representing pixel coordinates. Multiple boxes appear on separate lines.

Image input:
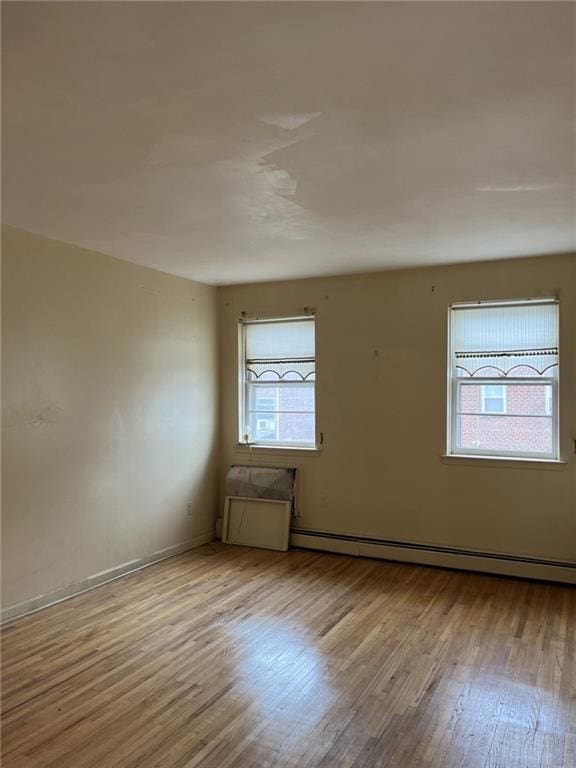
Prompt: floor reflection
<box><xmin>228</xmin><ymin>616</ymin><xmax>334</xmax><ymax>729</ymax></box>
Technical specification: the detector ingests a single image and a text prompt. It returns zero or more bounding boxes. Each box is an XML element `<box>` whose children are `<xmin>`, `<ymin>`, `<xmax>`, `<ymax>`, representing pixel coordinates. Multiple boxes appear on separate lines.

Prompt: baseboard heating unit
<box><xmin>289</xmin><ymin>528</ymin><xmax>576</xmax><ymax>584</ymax></box>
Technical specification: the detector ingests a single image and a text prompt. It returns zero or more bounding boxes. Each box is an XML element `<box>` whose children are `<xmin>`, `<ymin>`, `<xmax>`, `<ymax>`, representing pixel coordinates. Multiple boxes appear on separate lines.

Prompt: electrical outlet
<box><xmin>186</xmin><ymin>502</ymin><xmax>194</xmax><ymax>517</ymax></box>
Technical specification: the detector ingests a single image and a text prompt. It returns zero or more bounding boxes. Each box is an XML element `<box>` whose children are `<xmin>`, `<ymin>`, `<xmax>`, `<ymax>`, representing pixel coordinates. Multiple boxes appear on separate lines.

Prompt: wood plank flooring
<box><xmin>2</xmin><ymin>544</ymin><xmax>575</xmax><ymax>768</ymax></box>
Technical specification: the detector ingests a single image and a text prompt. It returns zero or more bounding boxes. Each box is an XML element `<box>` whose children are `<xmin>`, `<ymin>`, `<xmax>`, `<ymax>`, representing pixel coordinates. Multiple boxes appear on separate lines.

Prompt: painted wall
<box><xmin>2</xmin><ymin>226</ymin><xmax>219</xmax><ymax>613</ymax></box>
<box><xmin>219</xmin><ymin>255</ymin><xmax>576</xmax><ymax>565</ymax></box>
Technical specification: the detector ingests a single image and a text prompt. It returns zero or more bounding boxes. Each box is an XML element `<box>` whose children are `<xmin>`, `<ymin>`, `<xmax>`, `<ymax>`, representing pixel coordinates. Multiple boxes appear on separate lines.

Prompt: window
<box><xmin>239</xmin><ymin>316</ymin><xmax>316</xmax><ymax>447</ymax></box>
<box><xmin>481</xmin><ymin>385</ymin><xmax>506</xmax><ymax>414</ymax></box>
<box><xmin>448</xmin><ymin>299</ymin><xmax>559</xmax><ymax>459</ymax></box>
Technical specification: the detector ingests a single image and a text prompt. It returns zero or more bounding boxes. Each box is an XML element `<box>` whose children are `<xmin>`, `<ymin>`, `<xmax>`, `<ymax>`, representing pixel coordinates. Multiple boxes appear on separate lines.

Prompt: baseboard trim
<box><xmin>1</xmin><ymin>531</ymin><xmax>216</xmax><ymax>624</ymax></box>
<box><xmin>290</xmin><ymin>528</ymin><xmax>576</xmax><ymax>584</ymax></box>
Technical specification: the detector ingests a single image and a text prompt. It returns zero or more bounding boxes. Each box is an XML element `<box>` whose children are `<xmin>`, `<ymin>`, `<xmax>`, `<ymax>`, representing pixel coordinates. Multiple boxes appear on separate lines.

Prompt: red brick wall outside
<box><xmin>459</xmin><ymin>383</ymin><xmax>552</xmax><ymax>454</ymax></box>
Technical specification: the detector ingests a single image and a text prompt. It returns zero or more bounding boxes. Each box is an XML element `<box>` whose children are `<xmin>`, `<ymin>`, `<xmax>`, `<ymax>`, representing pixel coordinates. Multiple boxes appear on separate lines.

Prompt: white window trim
<box><xmin>238</xmin><ymin>315</ymin><xmax>318</xmax><ymax>449</ymax></box>
<box><xmin>447</xmin><ymin>298</ymin><xmax>560</xmax><ymax>461</ymax></box>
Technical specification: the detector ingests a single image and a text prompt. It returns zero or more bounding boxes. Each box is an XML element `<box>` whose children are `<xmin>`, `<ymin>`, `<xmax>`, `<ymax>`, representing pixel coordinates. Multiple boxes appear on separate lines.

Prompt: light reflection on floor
<box><xmin>227</xmin><ymin>616</ymin><xmax>335</xmax><ymax>731</ymax></box>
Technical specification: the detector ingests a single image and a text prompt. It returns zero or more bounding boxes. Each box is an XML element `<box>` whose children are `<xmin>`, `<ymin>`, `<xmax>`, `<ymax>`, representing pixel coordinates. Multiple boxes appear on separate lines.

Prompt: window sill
<box><xmin>442</xmin><ymin>453</ymin><xmax>567</xmax><ymax>470</ymax></box>
<box><xmin>234</xmin><ymin>443</ymin><xmax>321</xmax><ymax>457</ymax></box>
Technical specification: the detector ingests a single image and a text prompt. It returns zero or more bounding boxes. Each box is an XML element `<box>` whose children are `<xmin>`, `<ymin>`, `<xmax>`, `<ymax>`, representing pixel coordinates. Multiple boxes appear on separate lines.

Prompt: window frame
<box><xmin>238</xmin><ymin>315</ymin><xmax>318</xmax><ymax>449</ymax></box>
<box><xmin>447</xmin><ymin>298</ymin><xmax>560</xmax><ymax>461</ymax></box>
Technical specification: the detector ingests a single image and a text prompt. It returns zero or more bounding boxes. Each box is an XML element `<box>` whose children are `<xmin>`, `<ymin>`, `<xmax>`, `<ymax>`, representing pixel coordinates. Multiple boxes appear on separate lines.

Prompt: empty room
<box><xmin>1</xmin><ymin>2</ymin><xmax>575</xmax><ymax>767</ymax></box>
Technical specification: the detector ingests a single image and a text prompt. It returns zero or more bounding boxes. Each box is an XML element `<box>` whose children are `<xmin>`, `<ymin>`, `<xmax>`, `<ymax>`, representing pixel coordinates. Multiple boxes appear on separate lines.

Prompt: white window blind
<box><xmin>240</xmin><ymin>317</ymin><xmax>316</xmax><ymax>447</ymax></box>
<box><xmin>448</xmin><ymin>300</ymin><xmax>559</xmax><ymax>459</ymax></box>
<box><xmin>451</xmin><ymin>302</ymin><xmax>558</xmax><ymax>378</ymax></box>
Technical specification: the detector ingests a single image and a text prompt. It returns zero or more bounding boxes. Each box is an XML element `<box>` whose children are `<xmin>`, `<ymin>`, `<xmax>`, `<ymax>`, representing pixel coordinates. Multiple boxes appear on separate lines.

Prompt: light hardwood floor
<box><xmin>2</xmin><ymin>544</ymin><xmax>575</xmax><ymax>768</ymax></box>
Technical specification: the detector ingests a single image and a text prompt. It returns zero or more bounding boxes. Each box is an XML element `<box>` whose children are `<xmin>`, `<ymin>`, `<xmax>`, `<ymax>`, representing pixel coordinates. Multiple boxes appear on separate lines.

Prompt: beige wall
<box><xmin>220</xmin><ymin>255</ymin><xmax>576</xmax><ymax>566</ymax></box>
<box><xmin>2</xmin><ymin>226</ymin><xmax>219</xmax><ymax>614</ymax></box>
<box><xmin>3</xmin><ymin>235</ymin><xmax>575</xmax><ymax>615</ymax></box>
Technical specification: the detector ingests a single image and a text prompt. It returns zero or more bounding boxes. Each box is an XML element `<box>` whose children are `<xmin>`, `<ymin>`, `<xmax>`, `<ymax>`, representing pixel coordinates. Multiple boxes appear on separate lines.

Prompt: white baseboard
<box><xmin>1</xmin><ymin>531</ymin><xmax>215</xmax><ymax>624</ymax></box>
<box><xmin>290</xmin><ymin>530</ymin><xmax>576</xmax><ymax>585</ymax></box>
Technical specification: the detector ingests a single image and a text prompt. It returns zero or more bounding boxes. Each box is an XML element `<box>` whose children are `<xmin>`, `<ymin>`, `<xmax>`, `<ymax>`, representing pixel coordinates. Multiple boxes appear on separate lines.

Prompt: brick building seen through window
<box><xmin>459</xmin><ymin>381</ymin><xmax>553</xmax><ymax>455</ymax></box>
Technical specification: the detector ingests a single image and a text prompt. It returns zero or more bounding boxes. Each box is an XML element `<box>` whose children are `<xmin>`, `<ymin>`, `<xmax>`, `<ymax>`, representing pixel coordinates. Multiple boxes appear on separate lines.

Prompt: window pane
<box><xmin>484</xmin><ymin>398</ymin><xmax>504</xmax><ymax>413</ymax></box>
<box><xmin>248</xmin><ymin>411</ymin><xmax>315</xmax><ymax>444</ymax></box>
<box><xmin>249</xmin><ymin>384</ymin><xmax>314</xmax><ymax>413</ymax></box>
<box><xmin>254</xmin><ymin>397</ymin><xmax>276</xmax><ymax>412</ymax></box>
<box><xmin>457</xmin><ymin>383</ymin><xmax>553</xmax><ymax>455</ymax></box>
<box><xmin>253</xmin><ymin>414</ymin><xmax>278</xmax><ymax>441</ymax></box>
<box><xmin>457</xmin><ymin>415</ymin><xmax>552</xmax><ymax>455</ymax></box>
<box><xmin>247</xmin><ymin>383</ymin><xmax>315</xmax><ymax>444</ymax></box>
<box><xmin>278</xmin><ymin>412</ymin><xmax>315</xmax><ymax>444</ymax></box>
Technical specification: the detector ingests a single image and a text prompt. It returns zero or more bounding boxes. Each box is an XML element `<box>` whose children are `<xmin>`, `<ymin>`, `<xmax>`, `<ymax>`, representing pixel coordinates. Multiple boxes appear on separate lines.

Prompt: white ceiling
<box><xmin>2</xmin><ymin>2</ymin><xmax>575</xmax><ymax>285</ymax></box>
